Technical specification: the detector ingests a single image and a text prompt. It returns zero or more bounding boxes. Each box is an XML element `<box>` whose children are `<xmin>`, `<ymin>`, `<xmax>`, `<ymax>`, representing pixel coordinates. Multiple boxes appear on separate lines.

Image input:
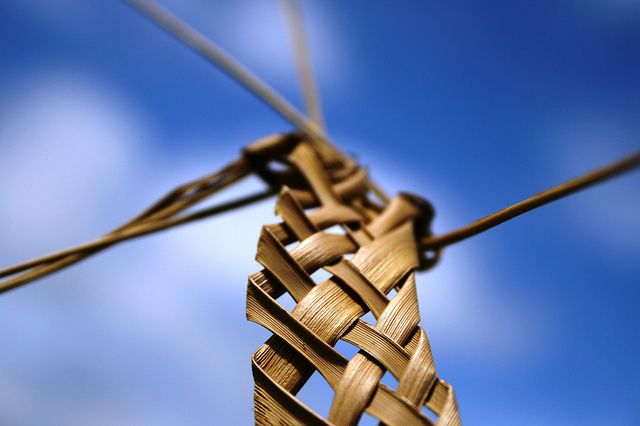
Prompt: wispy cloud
<box><xmin>223</xmin><ymin>0</ymin><xmax>347</xmax><ymax>85</ymax></box>
<box><xmin>547</xmin><ymin>112</ymin><xmax>640</xmax><ymax>258</ymax></box>
<box><xmin>0</xmin><ymin>71</ymin><xmax>149</xmax><ymax>259</ymax></box>
<box><xmin>0</xmin><ymin>70</ymin><xmax>262</xmax><ymax>425</ymax></box>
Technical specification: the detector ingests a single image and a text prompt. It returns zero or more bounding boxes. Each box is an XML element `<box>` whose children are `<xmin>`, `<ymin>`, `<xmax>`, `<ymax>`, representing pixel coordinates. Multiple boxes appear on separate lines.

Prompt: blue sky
<box><xmin>0</xmin><ymin>1</ymin><xmax>639</xmax><ymax>425</ymax></box>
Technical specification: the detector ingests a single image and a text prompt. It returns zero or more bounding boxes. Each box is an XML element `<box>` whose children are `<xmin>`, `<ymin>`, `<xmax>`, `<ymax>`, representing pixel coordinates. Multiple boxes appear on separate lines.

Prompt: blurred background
<box><xmin>1</xmin><ymin>1</ymin><xmax>639</xmax><ymax>424</ymax></box>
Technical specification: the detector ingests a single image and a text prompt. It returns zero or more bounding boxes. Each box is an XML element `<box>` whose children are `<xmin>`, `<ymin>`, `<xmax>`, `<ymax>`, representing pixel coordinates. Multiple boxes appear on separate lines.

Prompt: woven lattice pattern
<box><xmin>245</xmin><ymin>134</ymin><xmax>461</xmax><ymax>425</ymax></box>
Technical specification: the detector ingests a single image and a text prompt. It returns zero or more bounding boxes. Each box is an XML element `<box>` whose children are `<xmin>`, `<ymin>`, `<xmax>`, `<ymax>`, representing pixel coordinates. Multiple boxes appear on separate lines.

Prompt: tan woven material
<box><xmin>244</xmin><ymin>133</ymin><xmax>461</xmax><ymax>425</ymax></box>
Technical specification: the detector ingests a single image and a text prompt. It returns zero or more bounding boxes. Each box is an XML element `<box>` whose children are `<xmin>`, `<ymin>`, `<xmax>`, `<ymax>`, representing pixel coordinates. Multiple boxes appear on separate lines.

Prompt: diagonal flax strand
<box><xmin>280</xmin><ymin>0</ymin><xmax>325</xmax><ymax>130</ymax></box>
<box><xmin>421</xmin><ymin>150</ymin><xmax>640</xmax><ymax>251</ymax></box>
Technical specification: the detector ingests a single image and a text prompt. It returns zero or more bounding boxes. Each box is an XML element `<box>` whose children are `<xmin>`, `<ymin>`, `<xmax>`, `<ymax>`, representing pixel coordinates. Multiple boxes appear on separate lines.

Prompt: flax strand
<box><xmin>421</xmin><ymin>151</ymin><xmax>640</xmax><ymax>251</ymax></box>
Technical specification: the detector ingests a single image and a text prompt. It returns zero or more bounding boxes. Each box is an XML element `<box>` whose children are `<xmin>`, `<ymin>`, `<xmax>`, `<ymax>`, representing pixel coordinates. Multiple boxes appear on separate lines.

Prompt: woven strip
<box><xmin>245</xmin><ymin>135</ymin><xmax>461</xmax><ymax>425</ymax></box>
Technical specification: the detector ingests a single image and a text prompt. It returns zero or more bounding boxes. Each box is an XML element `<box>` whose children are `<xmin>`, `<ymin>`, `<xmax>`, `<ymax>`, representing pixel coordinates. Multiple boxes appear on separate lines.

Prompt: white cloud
<box><xmin>223</xmin><ymin>0</ymin><xmax>346</xmax><ymax>85</ymax></box>
<box><xmin>0</xmin><ymin>72</ymin><xmax>149</xmax><ymax>257</ymax></box>
<box><xmin>0</xmin><ymin>71</ymin><xmax>264</xmax><ymax>425</ymax></box>
<box><xmin>417</xmin><ymin>243</ymin><xmax>543</xmax><ymax>360</ymax></box>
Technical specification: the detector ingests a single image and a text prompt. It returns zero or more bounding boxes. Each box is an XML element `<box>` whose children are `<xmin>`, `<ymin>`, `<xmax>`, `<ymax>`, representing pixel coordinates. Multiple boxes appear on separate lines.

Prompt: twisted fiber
<box><xmin>247</xmin><ymin>140</ymin><xmax>461</xmax><ymax>425</ymax></box>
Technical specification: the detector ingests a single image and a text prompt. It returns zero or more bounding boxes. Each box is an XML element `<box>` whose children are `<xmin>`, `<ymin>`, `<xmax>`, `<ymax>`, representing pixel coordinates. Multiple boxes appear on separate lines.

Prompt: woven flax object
<box><xmin>244</xmin><ymin>132</ymin><xmax>461</xmax><ymax>425</ymax></box>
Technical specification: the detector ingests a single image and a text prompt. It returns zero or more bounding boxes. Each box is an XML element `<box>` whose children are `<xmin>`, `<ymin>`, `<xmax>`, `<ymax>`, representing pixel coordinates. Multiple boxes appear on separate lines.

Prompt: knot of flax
<box><xmin>243</xmin><ymin>132</ymin><xmax>438</xmax><ymax>263</ymax></box>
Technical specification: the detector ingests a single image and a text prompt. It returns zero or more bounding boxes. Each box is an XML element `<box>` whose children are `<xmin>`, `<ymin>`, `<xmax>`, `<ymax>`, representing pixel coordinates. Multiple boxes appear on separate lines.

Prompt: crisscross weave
<box><xmin>245</xmin><ymin>133</ymin><xmax>461</xmax><ymax>425</ymax></box>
